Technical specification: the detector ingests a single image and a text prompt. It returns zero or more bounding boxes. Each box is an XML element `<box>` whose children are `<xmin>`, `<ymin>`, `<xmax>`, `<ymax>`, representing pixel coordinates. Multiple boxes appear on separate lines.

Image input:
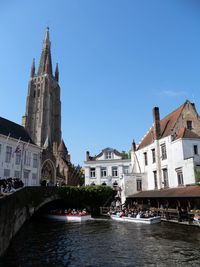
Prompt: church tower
<box><xmin>22</xmin><ymin>27</ymin><xmax>81</xmax><ymax>186</ymax></box>
<box><xmin>22</xmin><ymin>27</ymin><xmax>61</xmax><ymax>148</ymax></box>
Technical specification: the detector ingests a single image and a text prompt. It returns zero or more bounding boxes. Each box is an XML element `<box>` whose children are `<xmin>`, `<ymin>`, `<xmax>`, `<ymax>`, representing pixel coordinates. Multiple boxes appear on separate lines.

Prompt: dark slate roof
<box><xmin>58</xmin><ymin>139</ymin><xmax>68</xmax><ymax>154</ymax></box>
<box><xmin>0</xmin><ymin>117</ymin><xmax>34</xmax><ymax>144</ymax></box>
<box><xmin>127</xmin><ymin>186</ymin><xmax>200</xmax><ymax>199</ymax></box>
<box><xmin>90</xmin><ymin>147</ymin><xmax>124</xmax><ymax>160</ymax></box>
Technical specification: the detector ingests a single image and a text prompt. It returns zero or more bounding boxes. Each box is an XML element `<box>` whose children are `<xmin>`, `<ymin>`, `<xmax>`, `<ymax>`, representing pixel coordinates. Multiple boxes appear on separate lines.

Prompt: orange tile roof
<box><xmin>176</xmin><ymin>128</ymin><xmax>200</xmax><ymax>140</ymax></box>
<box><xmin>137</xmin><ymin>102</ymin><xmax>186</xmax><ymax>150</ymax></box>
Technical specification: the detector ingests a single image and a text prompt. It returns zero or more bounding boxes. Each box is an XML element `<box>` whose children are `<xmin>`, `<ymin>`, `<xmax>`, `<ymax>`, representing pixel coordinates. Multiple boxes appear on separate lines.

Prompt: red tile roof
<box><xmin>176</xmin><ymin>128</ymin><xmax>200</xmax><ymax>140</ymax></box>
<box><xmin>137</xmin><ymin>101</ymin><xmax>199</xmax><ymax>150</ymax></box>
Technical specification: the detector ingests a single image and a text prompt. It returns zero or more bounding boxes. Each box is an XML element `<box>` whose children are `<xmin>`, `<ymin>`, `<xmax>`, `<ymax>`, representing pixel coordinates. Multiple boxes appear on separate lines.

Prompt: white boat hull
<box><xmin>111</xmin><ymin>215</ymin><xmax>161</xmax><ymax>224</ymax></box>
<box><xmin>47</xmin><ymin>214</ymin><xmax>92</xmax><ymax>222</ymax></box>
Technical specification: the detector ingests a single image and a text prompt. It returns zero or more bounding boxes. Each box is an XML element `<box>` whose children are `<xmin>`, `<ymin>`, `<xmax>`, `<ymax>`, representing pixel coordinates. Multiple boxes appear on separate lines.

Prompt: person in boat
<box><xmin>194</xmin><ymin>214</ymin><xmax>200</xmax><ymax>222</ymax></box>
<box><xmin>82</xmin><ymin>208</ymin><xmax>87</xmax><ymax>214</ymax></box>
<box><xmin>136</xmin><ymin>212</ymin><xmax>141</xmax><ymax>219</ymax></box>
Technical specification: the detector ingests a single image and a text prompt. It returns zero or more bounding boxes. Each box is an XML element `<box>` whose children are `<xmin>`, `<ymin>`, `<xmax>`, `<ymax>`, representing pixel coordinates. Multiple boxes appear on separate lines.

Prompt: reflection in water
<box><xmin>0</xmin><ymin>218</ymin><xmax>200</xmax><ymax>267</ymax></box>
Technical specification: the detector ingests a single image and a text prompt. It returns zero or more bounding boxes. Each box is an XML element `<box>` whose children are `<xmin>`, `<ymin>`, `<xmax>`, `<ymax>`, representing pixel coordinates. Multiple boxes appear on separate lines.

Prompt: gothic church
<box><xmin>22</xmin><ymin>27</ymin><xmax>80</xmax><ymax>186</ymax></box>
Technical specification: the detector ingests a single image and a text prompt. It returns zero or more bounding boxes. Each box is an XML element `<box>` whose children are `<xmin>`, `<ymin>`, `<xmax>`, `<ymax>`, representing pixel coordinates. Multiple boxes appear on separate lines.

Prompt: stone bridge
<box><xmin>0</xmin><ymin>185</ymin><xmax>114</xmax><ymax>257</ymax></box>
<box><xmin>0</xmin><ymin>186</ymin><xmax>61</xmax><ymax>257</ymax></box>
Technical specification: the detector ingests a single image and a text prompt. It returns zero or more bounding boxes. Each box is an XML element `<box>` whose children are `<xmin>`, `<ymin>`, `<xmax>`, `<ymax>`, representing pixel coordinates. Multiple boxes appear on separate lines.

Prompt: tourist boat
<box><xmin>47</xmin><ymin>211</ymin><xmax>92</xmax><ymax>222</ymax></box>
<box><xmin>110</xmin><ymin>215</ymin><xmax>161</xmax><ymax>224</ymax></box>
<box><xmin>193</xmin><ymin>214</ymin><xmax>200</xmax><ymax>226</ymax></box>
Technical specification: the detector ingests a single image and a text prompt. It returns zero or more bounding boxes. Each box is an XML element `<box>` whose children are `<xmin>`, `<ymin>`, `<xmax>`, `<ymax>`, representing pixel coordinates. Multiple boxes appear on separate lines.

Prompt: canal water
<box><xmin>1</xmin><ymin>218</ymin><xmax>200</xmax><ymax>267</ymax></box>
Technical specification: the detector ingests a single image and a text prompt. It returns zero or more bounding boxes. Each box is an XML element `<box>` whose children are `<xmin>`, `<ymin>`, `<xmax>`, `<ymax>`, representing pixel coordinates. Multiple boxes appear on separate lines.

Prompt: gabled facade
<box><xmin>131</xmin><ymin>100</ymin><xmax>200</xmax><ymax>194</ymax></box>
<box><xmin>84</xmin><ymin>147</ymin><xmax>131</xmax><ymax>188</ymax></box>
<box><xmin>0</xmin><ymin>117</ymin><xmax>41</xmax><ymax>185</ymax></box>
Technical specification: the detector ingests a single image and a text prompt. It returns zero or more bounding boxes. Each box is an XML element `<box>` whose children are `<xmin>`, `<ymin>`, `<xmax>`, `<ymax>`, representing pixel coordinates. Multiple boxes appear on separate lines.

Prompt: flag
<box><xmin>13</xmin><ymin>137</ymin><xmax>21</xmax><ymax>155</ymax></box>
<box><xmin>14</xmin><ymin>144</ymin><xmax>21</xmax><ymax>154</ymax></box>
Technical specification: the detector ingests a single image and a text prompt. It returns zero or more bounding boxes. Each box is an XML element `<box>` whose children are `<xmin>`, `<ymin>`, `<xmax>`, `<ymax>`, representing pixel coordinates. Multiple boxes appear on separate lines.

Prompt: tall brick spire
<box><xmin>30</xmin><ymin>58</ymin><xmax>35</xmax><ymax>78</ymax></box>
<box><xmin>55</xmin><ymin>63</ymin><xmax>59</xmax><ymax>82</ymax></box>
<box><xmin>23</xmin><ymin>27</ymin><xmax>61</xmax><ymax>148</ymax></box>
<box><xmin>38</xmin><ymin>27</ymin><xmax>53</xmax><ymax>75</ymax></box>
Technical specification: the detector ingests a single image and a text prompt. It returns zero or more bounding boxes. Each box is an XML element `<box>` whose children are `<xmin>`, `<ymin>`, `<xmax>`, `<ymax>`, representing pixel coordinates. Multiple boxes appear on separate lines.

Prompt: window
<box><xmin>194</xmin><ymin>145</ymin><xmax>198</xmax><ymax>155</ymax></box>
<box><xmin>161</xmin><ymin>144</ymin><xmax>167</xmax><ymax>160</ymax></box>
<box><xmin>176</xmin><ymin>169</ymin><xmax>184</xmax><ymax>186</ymax></box>
<box><xmin>14</xmin><ymin>171</ymin><xmax>20</xmax><ymax>178</ymax></box>
<box><xmin>33</xmin><ymin>153</ymin><xmax>38</xmax><ymax>168</ymax></box>
<box><xmin>101</xmin><ymin>167</ymin><xmax>107</xmax><ymax>177</ymax></box>
<box><xmin>105</xmin><ymin>151</ymin><xmax>112</xmax><ymax>159</ymax></box>
<box><xmin>153</xmin><ymin>171</ymin><xmax>158</xmax><ymax>189</ymax></box>
<box><xmin>32</xmin><ymin>173</ymin><xmax>37</xmax><ymax>185</ymax></box>
<box><xmin>187</xmin><ymin>120</ymin><xmax>192</xmax><ymax>130</ymax></box>
<box><xmin>4</xmin><ymin>169</ymin><xmax>10</xmax><ymax>177</ymax></box>
<box><xmin>90</xmin><ymin>168</ymin><xmax>96</xmax><ymax>178</ymax></box>
<box><xmin>5</xmin><ymin>146</ymin><xmax>12</xmax><ymax>163</ymax></box>
<box><xmin>37</xmin><ymin>89</ymin><xmax>40</xmax><ymax>97</ymax></box>
<box><xmin>23</xmin><ymin>170</ymin><xmax>29</xmax><ymax>186</ymax></box>
<box><xmin>15</xmin><ymin>152</ymin><xmax>21</xmax><ymax>165</ymax></box>
<box><xmin>162</xmin><ymin>168</ymin><xmax>169</xmax><ymax>188</ymax></box>
<box><xmin>112</xmin><ymin>167</ymin><xmax>118</xmax><ymax>177</ymax></box>
<box><xmin>24</xmin><ymin>151</ymin><xmax>31</xmax><ymax>166</ymax></box>
<box><xmin>152</xmin><ymin>149</ymin><xmax>156</xmax><ymax>163</ymax></box>
<box><xmin>113</xmin><ymin>181</ymin><xmax>118</xmax><ymax>188</ymax></box>
<box><xmin>123</xmin><ymin>166</ymin><xmax>129</xmax><ymax>174</ymax></box>
<box><xmin>33</xmin><ymin>90</ymin><xmax>36</xmax><ymax>98</ymax></box>
<box><xmin>144</xmin><ymin>152</ymin><xmax>148</xmax><ymax>165</ymax></box>
<box><xmin>137</xmin><ymin>180</ymin><xmax>142</xmax><ymax>191</ymax></box>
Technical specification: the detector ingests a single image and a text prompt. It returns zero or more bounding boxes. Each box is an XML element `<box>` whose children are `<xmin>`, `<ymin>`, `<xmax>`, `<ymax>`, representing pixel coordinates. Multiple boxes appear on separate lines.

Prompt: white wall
<box><xmin>132</xmin><ymin>136</ymin><xmax>199</xmax><ymax>192</ymax></box>
<box><xmin>84</xmin><ymin>150</ymin><xmax>131</xmax><ymax>187</ymax></box>
<box><xmin>0</xmin><ymin>135</ymin><xmax>41</xmax><ymax>186</ymax></box>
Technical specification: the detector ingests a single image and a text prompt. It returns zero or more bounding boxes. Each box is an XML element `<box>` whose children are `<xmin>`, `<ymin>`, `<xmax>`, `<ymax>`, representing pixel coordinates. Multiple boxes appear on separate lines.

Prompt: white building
<box><xmin>84</xmin><ymin>147</ymin><xmax>131</xmax><ymax>190</ymax></box>
<box><xmin>130</xmin><ymin>100</ymin><xmax>200</xmax><ymax>196</ymax></box>
<box><xmin>0</xmin><ymin>117</ymin><xmax>42</xmax><ymax>186</ymax></box>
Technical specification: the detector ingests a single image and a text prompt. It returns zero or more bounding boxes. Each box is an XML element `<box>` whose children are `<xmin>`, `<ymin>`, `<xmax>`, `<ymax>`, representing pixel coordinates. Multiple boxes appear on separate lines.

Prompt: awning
<box><xmin>127</xmin><ymin>185</ymin><xmax>200</xmax><ymax>199</ymax></box>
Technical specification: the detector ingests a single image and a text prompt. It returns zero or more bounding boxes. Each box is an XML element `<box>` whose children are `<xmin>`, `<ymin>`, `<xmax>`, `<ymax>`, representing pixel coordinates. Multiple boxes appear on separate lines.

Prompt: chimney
<box><xmin>153</xmin><ymin>107</ymin><xmax>161</xmax><ymax>140</ymax></box>
<box><xmin>132</xmin><ymin>139</ymin><xmax>136</xmax><ymax>151</ymax></box>
<box><xmin>86</xmin><ymin>151</ymin><xmax>90</xmax><ymax>161</ymax></box>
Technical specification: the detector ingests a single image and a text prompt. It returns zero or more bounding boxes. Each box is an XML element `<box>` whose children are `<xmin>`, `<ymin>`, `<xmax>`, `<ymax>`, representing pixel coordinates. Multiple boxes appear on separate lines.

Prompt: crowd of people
<box><xmin>0</xmin><ymin>178</ymin><xmax>24</xmax><ymax>196</ymax></box>
<box><xmin>50</xmin><ymin>208</ymin><xmax>89</xmax><ymax>216</ymax></box>
<box><xmin>109</xmin><ymin>207</ymin><xmax>157</xmax><ymax>219</ymax></box>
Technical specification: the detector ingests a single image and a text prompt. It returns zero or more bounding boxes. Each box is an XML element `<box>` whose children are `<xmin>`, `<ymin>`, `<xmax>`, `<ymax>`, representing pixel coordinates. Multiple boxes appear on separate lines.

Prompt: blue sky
<box><xmin>0</xmin><ymin>0</ymin><xmax>200</xmax><ymax>165</ymax></box>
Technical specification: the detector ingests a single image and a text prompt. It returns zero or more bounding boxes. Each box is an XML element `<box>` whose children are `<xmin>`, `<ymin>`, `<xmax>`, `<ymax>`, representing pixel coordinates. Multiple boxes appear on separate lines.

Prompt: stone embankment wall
<box><xmin>0</xmin><ymin>187</ymin><xmax>59</xmax><ymax>257</ymax></box>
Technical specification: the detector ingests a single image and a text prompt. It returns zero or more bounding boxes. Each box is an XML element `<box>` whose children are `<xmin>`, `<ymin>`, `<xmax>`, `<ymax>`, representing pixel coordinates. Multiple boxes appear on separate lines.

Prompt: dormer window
<box><xmin>187</xmin><ymin>120</ymin><xmax>192</xmax><ymax>130</ymax></box>
<box><xmin>105</xmin><ymin>151</ymin><xmax>112</xmax><ymax>159</ymax></box>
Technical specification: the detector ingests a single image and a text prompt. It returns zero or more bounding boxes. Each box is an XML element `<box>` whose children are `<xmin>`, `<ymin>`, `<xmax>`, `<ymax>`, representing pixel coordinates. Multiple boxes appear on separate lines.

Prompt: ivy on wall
<box><xmin>57</xmin><ymin>185</ymin><xmax>115</xmax><ymax>214</ymax></box>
